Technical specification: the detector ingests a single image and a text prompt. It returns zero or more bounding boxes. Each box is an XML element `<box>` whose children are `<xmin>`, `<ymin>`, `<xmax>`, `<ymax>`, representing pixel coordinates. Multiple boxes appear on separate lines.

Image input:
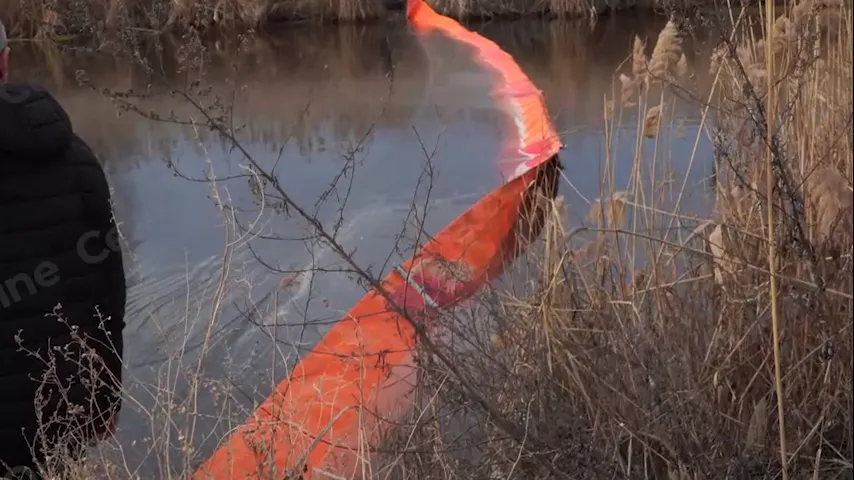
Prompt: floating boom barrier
<box><xmin>192</xmin><ymin>1</ymin><xmax>562</xmax><ymax>478</ymax></box>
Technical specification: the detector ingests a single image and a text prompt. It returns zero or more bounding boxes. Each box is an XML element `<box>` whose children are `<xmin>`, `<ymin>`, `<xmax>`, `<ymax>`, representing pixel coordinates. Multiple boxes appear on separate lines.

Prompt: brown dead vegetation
<box><xmin>376</xmin><ymin>3</ymin><xmax>852</xmax><ymax>479</ymax></box>
<box><xmin>1</xmin><ymin>0</ymin><xmax>758</xmax><ymax>37</ymax></box>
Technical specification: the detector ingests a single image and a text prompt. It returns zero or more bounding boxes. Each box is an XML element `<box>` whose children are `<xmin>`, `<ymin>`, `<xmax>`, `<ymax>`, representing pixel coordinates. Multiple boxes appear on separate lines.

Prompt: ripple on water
<box><xmin>124</xmin><ymin>245</ymin><xmax>265</xmax><ymax>369</ymax></box>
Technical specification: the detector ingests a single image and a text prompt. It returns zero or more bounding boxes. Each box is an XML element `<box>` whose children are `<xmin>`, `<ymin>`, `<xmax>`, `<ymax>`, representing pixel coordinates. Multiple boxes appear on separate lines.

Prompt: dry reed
<box><xmin>379</xmin><ymin>2</ymin><xmax>852</xmax><ymax>479</ymax></box>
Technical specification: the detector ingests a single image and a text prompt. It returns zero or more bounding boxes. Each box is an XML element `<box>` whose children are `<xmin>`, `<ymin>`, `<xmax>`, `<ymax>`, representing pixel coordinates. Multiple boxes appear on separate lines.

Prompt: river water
<box><xmin>16</xmin><ymin>13</ymin><xmax>717</xmax><ymax>477</ymax></box>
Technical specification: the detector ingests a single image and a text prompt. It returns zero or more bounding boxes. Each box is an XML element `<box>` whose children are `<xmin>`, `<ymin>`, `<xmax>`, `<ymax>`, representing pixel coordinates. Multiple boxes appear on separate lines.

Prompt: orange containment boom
<box><xmin>191</xmin><ymin>1</ymin><xmax>562</xmax><ymax>478</ymax></box>
<box><xmin>405</xmin><ymin>0</ymin><xmax>560</xmax><ymax>182</ymax></box>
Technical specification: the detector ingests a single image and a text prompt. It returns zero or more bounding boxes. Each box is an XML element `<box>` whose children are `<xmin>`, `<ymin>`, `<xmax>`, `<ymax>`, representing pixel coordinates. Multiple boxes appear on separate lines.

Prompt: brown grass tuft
<box><xmin>648</xmin><ymin>18</ymin><xmax>683</xmax><ymax>80</ymax></box>
<box><xmin>643</xmin><ymin>104</ymin><xmax>662</xmax><ymax>137</ymax></box>
<box><xmin>805</xmin><ymin>166</ymin><xmax>854</xmax><ymax>248</ymax></box>
<box><xmin>632</xmin><ymin>35</ymin><xmax>648</xmax><ymax>78</ymax></box>
<box><xmin>676</xmin><ymin>52</ymin><xmax>688</xmax><ymax>77</ymax></box>
<box><xmin>619</xmin><ymin>72</ymin><xmax>636</xmax><ymax>105</ymax></box>
<box><xmin>588</xmin><ymin>191</ymin><xmax>628</xmax><ymax>228</ymax></box>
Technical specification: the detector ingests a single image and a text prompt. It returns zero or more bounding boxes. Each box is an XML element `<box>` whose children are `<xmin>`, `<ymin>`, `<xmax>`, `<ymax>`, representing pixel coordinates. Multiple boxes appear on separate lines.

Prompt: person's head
<box><xmin>0</xmin><ymin>20</ymin><xmax>9</xmax><ymax>84</ymax></box>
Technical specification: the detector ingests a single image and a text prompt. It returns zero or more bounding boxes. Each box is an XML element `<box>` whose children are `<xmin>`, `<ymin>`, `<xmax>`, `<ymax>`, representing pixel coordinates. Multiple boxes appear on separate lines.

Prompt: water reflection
<box><xmin>15</xmin><ymin>14</ymin><xmax>716</xmax><ymax>476</ymax></box>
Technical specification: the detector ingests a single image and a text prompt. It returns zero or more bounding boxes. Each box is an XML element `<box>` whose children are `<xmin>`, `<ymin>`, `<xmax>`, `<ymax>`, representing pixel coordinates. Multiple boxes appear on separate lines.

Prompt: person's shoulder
<box><xmin>69</xmin><ymin>132</ymin><xmax>99</xmax><ymax>160</ymax></box>
<box><xmin>0</xmin><ymin>81</ymin><xmax>51</xmax><ymax>99</ymax></box>
<box><xmin>0</xmin><ymin>82</ymin><xmax>73</xmax><ymax>160</ymax></box>
<box><xmin>0</xmin><ymin>82</ymin><xmax>65</xmax><ymax>113</ymax></box>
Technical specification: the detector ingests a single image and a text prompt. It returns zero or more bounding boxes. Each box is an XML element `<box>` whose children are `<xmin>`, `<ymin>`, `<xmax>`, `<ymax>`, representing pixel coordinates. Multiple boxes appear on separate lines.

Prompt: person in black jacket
<box><xmin>0</xmin><ymin>21</ymin><xmax>126</xmax><ymax>478</ymax></box>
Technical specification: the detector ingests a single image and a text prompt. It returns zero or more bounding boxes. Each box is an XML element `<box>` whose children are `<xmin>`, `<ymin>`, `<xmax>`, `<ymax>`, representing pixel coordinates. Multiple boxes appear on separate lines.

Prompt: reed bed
<box><xmin>376</xmin><ymin>2</ymin><xmax>853</xmax><ymax>478</ymax></box>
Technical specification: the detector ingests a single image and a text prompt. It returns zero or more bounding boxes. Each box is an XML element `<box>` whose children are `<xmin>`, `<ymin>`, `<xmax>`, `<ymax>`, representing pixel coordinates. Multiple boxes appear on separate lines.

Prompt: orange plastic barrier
<box><xmin>406</xmin><ymin>0</ymin><xmax>560</xmax><ymax>182</ymax></box>
<box><xmin>192</xmin><ymin>1</ymin><xmax>562</xmax><ymax>478</ymax></box>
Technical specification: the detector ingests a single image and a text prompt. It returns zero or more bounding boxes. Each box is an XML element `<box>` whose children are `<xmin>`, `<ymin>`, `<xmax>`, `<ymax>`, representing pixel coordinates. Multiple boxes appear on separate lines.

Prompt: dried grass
<box><xmin>805</xmin><ymin>166</ymin><xmax>853</xmax><ymax>248</ymax></box>
<box><xmin>648</xmin><ymin>18</ymin><xmax>683</xmax><ymax>80</ymax></box>
<box><xmin>379</xmin><ymin>4</ymin><xmax>852</xmax><ymax>479</ymax></box>
<box><xmin>643</xmin><ymin>104</ymin><xmax>662</xmax><ymax>137</ymax></box>
<box><xmin>0</xmin><ymin>0</ymin><xmax>765</xmax><ymax>35</ymax></box>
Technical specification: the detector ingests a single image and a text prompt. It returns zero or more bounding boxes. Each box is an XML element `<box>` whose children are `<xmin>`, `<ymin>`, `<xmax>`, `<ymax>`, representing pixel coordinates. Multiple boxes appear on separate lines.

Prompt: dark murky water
<box><xmin>16</xmin><ymin>13</ymin><xmax>717</xmax><ymax>477</ymax></box>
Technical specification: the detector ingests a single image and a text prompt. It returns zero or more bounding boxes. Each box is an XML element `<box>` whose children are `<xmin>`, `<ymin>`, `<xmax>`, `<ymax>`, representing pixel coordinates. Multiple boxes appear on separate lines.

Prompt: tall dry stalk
<box><xmin>764</xmin><ymin>1</ymin><xmax>788</xmax><ymax>478</ymax></box>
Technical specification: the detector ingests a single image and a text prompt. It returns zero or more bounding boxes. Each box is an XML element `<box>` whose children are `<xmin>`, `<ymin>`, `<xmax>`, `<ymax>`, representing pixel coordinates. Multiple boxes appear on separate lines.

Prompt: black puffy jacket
<box><xmin>0</xmin><ymin>83</ymin><xmax>126</xmax><ymax>470</ymax></box>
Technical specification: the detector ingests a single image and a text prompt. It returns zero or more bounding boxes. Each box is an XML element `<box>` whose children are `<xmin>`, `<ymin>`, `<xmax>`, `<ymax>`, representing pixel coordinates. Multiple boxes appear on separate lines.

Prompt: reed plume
<box><xmin>648</xmin><ymin>18</ymin><xmax>683</xmax><ymax>80</ymax></box>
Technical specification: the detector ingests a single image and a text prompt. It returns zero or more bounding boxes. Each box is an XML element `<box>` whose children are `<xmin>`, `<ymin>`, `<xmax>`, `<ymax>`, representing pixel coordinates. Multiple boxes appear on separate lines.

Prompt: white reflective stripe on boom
<box><xmin>393</xmin><ymin>265</ymin><xmax>439</xmax><ymax>309</ymax></box>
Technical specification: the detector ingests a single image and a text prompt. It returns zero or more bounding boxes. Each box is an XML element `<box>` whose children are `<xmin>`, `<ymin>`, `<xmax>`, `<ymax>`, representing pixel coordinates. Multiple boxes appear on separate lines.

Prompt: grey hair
<box><xmin>0</xmin><ymin>20</ymin><xmax>6</xmax><ymax>51</ymax></box>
